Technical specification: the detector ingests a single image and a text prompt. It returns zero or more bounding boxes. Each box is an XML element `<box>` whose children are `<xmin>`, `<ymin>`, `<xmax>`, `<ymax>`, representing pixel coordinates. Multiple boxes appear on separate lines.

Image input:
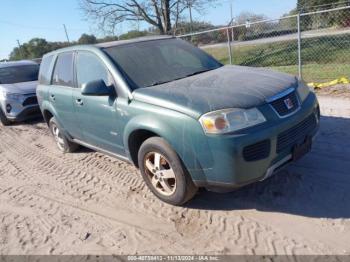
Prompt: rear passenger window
<box><xmin>52</xmin><ymin>52</ymin><xmax>74</xmax><ymax>87</ymax></box>
<box><xmin>38</xmin><ymin>55</ymin><xmax>54</xmax><ymax>85</ymax></box>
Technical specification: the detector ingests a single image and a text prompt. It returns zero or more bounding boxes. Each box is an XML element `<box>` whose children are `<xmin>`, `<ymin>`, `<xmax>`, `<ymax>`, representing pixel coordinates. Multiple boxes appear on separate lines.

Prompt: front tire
<box><xmin>0</xmin><ymin>108</ymin><xmax>11</xmax><ymax>126</ymax></box>
<box><xmin>49</xmin><ymin>117</ymin><xmax>79</xmax><ymax>153</ymax></box>
<box><xmin>138</xmin><ymin>137</ymin><xmax>198</xmax><ymax>205</ymax></box>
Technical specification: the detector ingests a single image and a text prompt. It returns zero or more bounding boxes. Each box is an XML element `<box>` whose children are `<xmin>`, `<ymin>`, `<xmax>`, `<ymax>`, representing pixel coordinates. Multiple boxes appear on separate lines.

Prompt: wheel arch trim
<box><xmin>123</xmin><ymin>114</ymin><xmax>207</xmax><ymax>182</ymax></box>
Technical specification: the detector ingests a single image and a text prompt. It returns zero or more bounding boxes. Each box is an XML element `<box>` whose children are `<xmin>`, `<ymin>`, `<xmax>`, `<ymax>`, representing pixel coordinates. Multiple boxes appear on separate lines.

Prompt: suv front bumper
<box><xmin>191</xmin><ymin>93</ymin><xmax>320</xmax><ymax>189</ymax></box>
<box><xmin>6</xmin><ymin>105</ymin><xmax>42</xmax><ymax>122</ymax></box>
<box><xmin>1</xmin><ymin>96</ymin><xmax>41</xmax><ymax>122</ymax></box>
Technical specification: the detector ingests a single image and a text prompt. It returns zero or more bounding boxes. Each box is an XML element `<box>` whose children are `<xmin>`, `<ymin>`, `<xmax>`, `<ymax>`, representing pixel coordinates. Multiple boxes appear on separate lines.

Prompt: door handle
<box><xmin>50</xmin><ymin>94</ymin><xmax>55</xmax><ymax>101</ymax></box>
<box><xmin>75</xmin><ymin>99</ymin><xmax>84</xmax><ymax>106</ymax></box>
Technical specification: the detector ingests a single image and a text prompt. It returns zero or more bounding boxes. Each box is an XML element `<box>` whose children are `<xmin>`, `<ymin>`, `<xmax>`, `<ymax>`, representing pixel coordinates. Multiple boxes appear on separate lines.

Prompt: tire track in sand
<box><xmin>0</xmin><ymin>122</ymin><xmax>329</xmax><ymax>255</ymax></box>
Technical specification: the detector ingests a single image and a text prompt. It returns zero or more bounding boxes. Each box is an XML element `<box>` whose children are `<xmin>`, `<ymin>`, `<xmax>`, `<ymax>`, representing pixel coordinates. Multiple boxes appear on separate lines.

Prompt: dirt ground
<box><xmin>315</xmin><ymin>84</ymin><xmax>350</xmax><ymax>98</ymax></box>
<box><xmin>0</xmin><ymin>95</ymin><xmax>350</xmax><ymax>255</ymax></box>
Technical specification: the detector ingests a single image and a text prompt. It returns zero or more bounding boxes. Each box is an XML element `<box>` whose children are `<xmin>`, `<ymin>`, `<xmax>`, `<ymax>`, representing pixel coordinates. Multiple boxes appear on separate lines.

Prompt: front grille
<box><xmin>22</xmin><ymin>96</ymin><xmax>38</xmax><ymax>106</ymax></box>
<box><xmin>270</xmin><ymin>91</ymin><xmax>299</xmax><ymax>117</ymax></box>
<box><xmin>243</xmin><ymin>139</ymin><xmax>271</xmax><ymax>162</ymax></box>
<box><xmin>277</xmin><ymin>114</ymin><xmax>317</xmax><ymax>153</ymax></box>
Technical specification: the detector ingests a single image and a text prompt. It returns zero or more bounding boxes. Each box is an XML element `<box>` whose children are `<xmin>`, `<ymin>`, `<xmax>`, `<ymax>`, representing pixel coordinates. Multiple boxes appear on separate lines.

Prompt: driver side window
<box><xmin>76</xmin><ymin>51</ymin><xmax>114</xmax><ymax>89</ymax></box>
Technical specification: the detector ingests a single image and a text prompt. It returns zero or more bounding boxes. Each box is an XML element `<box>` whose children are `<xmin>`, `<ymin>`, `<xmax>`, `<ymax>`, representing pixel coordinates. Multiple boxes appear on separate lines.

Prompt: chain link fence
<box><xmin>178</xmin><ymin>6</ymin><xmax>350</xmax><ymax>83</ymax></box>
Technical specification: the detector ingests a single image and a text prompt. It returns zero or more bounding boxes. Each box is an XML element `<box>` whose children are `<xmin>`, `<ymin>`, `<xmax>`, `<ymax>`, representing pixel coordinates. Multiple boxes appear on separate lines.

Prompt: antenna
<box><xmin>63</xmin><ymin>24</ymin><xmax>70</xmax><ymax>43</ymax></box>
<box><xmin>16</xmin><ymin>40</ymin><xmax>24</xmax><ymax>59</ymax></box>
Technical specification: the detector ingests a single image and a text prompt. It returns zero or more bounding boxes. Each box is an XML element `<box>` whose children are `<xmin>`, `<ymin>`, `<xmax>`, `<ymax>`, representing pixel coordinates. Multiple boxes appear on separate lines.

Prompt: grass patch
<box><xmin>269</xmin><ymin>64</ymin><xmax>350</xmax><ymax>83</ymax></box>
<box><xmin>202</xmin><ymin>33</ymin><xmax>350</xmax><ymax>82</ymax></box>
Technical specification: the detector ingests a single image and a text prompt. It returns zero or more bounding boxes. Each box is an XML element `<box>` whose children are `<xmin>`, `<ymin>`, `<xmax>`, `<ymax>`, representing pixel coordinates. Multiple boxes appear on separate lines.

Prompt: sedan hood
<box><xmin>0</xmin><ymin>81</ymin><xmax>38</xmax><ymax>95</ymax></box>
<box><xmin>133</xmin><ymin>65</ymin><xmax>297</xmax><ymax>118</ymax></box>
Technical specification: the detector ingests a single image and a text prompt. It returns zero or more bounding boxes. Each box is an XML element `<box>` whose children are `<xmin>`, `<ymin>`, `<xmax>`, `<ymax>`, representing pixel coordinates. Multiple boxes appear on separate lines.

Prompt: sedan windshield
<box><xmin>0</xmin><ymin>65</ymin><xmax>39</xmax><ymax>84</ymax></box>
<box><xmin>103</xmin><ymin>38</ymin><xmax>222</xmax><ymax>89</ymax></box>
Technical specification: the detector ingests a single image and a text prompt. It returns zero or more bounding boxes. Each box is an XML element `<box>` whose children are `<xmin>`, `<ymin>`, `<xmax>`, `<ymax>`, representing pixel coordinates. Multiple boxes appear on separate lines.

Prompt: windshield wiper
<box><xmin>148</xmin><ymin>75</ymin><xmax>191</xmax><ymax>87</ymax></box>
<box><xmin>148</xmin><ymin>79</ymin><xmax>174</xmax><ymax>87</ymax></box>
<box><xmin>185</xmin><ymin>68</ymin><xmax>213</xmax><ymax>77</ymax></box>
<box><xmin>147</xmin><ymin>68</ymin><xmax>216</xmax><ymax>87</ymax></box>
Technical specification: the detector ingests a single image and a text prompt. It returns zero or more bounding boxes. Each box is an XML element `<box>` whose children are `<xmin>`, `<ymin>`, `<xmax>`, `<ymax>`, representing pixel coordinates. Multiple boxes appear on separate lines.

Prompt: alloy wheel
<box><xmin>144</xmin><ymin>152</ymin><xmax>177</xmax><ymax>196</ymax></box>
<box><xmin>51</xmin><ymin>124</ymin><xmax>65</xmax><ymax>151</ymax></box>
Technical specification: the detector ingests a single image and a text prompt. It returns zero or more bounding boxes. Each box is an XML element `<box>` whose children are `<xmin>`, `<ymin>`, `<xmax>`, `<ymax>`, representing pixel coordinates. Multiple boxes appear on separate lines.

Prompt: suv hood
<box><xmin>0</xmin><ymin>81</ymin><xmax>38</xmax><ymax>95</ymax></box>
<box><xmin>132</xmin><ymin>65</ymin><xmax>297</xmax><ymax>118</ymax></box>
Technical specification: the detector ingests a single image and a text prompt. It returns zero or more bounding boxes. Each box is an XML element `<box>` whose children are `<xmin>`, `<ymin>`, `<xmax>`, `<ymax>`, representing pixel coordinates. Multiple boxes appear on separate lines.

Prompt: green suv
<box><xmin>37</xmin><ymin>36</ymin><xmax>320</xmax><ymax>205</ymax></box>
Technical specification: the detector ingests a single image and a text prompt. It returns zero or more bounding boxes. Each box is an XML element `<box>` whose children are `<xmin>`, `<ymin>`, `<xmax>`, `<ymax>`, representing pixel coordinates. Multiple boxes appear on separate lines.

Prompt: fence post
<box><xmin>297</xmin><ymin>13</ymin><xmax>302</xmax><ymax>79</ymax></box>
<box><xmin>226</xmin><ymin>28</ymin><xmax>233</xmax><ymax>65</ymax></box>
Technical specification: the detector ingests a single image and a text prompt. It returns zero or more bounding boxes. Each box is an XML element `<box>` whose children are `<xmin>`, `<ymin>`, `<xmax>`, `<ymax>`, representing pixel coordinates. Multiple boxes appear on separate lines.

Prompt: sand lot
<box><xmin>0</xmin><ymin>95</ymin><xmax>349</xmax><ymax>255</ymax></box>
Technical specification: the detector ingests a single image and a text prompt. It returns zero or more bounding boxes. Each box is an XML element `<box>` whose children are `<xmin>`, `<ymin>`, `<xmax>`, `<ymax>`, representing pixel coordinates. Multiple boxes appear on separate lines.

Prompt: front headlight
<box><xmin>297</xmin><ymin>80</ymin><xmax>313</xmax><ymax>102</ymax></box>
<box><xmin>1</xmin><ymin>91</ymin><xmax>24</xmax><ymax>101</ymax></box>
<box><xmin>199</xmin><ymin>108</ymin><xmax>266</xmax><ymax>134</ymax></box>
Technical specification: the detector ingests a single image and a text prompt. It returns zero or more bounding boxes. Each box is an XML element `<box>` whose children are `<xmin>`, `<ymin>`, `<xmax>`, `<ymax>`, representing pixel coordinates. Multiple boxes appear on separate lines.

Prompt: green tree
<box><xmin>282</xmin><ymin>0</ymin><xmax>350</xmax><ymax>30</ymax></box>
<box><xmin>78</xmin><ymin>34</ymin><xmax>98</xmax><ymax>44</ymax></box>
<box><xmin>175</xmin><ymin>21</ymin><xmax>215</xmax><ymax>35</ymax></box>
<box><xmin>119</xmin><ymin>30</ymin><xmax>149</xmax><ymax>40</ymax></box>
<box><xmin>9</xmin><ymin>38</ymin><xmax>70</xmax><ymax>61</ymax></box>
<box><xmin>297</xmin><ymin>0</ymin><xmax>345</xmax><ymax>12</ymax></box>
<box><xmin>9</xmin><ymin>38</ymin><xmax>54</xmax><ymax>60</ymax></box>
<box><xmin>97</xmin><ymin>35</ymin><xmax>119</xmax><ymax>43</ymax></box>
<box><xmin>297</xmin><ymin>0</ymin><xmax>350</xmax><ymax>29</ymax></box>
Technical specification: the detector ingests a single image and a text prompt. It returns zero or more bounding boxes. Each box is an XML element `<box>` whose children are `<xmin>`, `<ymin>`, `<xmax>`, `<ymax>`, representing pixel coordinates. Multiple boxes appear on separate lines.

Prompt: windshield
<box><xmin>103</xmin><ymin>38</ymin><xmax>222</xmax><ymax>89</ymax></box>
<box><xmin>0</xmin><ymin>65</ymin><xmax>39</xmax><ymax>84</ymax></box>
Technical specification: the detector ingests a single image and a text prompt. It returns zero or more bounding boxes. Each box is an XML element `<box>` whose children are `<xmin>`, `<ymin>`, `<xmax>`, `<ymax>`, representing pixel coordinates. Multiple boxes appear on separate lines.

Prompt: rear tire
<box><xmin>138</xmin><ymin>137</ymin><xmax>198</xmax><ymax>205</ymax></box>
<box><xmin>49</xmin><ymin>117</ymin><xmax>79</xmax><ymax>153</ymax></box>
<box><xmin>0</xmin><ymin>108</ymin><xmax>11</xmax><ymax>126</ymax></box>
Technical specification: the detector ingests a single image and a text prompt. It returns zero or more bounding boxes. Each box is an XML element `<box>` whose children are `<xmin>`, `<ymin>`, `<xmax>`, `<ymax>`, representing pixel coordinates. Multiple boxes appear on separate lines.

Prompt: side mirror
<box><xmin>81</xmin><ymin>79</ymin><xmax>114</xmax><ymax>96</ymax></box>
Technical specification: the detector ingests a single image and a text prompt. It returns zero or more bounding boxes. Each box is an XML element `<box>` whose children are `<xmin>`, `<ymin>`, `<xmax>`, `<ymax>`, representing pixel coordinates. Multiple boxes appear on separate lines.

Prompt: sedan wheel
<box><xmin>144</xmin><ymin>152</ymin><xmax>176</xmax><ymax>196</ymax></box>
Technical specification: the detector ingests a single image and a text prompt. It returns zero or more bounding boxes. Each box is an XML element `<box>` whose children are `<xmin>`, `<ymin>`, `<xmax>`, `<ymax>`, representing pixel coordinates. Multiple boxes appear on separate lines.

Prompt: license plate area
<box><xmin>292</xmin><ymin>136</ymin><xmax>312</xmax><ymax>161</ymax></box>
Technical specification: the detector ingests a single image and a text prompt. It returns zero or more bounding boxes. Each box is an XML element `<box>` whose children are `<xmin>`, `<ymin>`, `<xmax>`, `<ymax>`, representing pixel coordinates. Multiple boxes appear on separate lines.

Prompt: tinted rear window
<box><xmin>0</xmin><ymin>65</ymin><xmax>39</xmax><ymax>84</ymax></box>
<box><xmin>39</xmin><ymin>55</ymin><xmax>54</xmax><ymax>85</ymax></box>
<box><xmin>52</xmin><ymin>52</ymin><xmax>74</xmax><ymax>87</ymax></box>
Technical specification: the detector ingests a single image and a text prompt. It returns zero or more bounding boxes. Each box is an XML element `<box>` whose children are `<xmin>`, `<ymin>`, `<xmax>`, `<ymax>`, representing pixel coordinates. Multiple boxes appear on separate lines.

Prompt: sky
<box><xmin>0</xmin><ymin>0</ymin><xmax>296</xmax><ymax>60</ymax></box>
